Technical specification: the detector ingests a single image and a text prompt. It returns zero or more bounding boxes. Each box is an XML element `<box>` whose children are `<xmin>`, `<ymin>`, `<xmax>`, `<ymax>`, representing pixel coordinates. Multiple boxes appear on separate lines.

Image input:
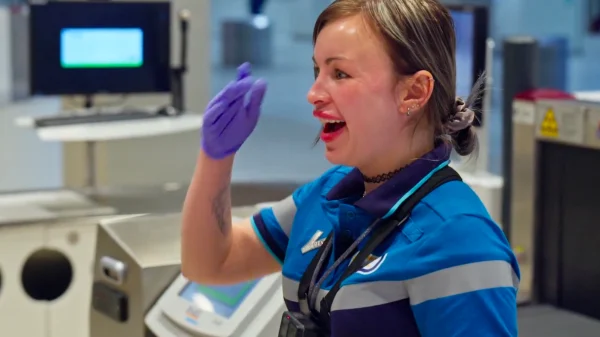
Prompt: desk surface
<box><xmin>15</xmin><ymin>114</ymin><xmax>204</xmax><ymax>142</ymax></box>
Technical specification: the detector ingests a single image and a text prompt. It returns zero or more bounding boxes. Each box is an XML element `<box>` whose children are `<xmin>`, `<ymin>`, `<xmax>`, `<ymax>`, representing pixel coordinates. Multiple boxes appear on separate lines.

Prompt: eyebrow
<box><xmin>312</xmin><ymin>56</ymin><xmax>346</xmax><ymax>65</ymax></box>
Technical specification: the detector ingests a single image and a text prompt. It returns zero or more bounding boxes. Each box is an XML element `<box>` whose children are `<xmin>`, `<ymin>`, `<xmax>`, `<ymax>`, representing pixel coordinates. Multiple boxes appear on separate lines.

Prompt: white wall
<box><xmin>0</xmin><ymin>98</ymin><xmax>63</xmax><ymax>192</ymax></box>
<box><xmin>489</xmin><ymin>0</ymin><xmax>522</xmax><ymax>41</ymax></box>
<box><xmin>520</xmin><ymin>0</ymin><xmax>585</xmax><ymax>52</ymax></box>
<box><xmin>491</xmin><ymin>0</ymin><xmax>586</xmax><ymax>53</ymax></box>
<box><xmin>0</xmin><ymin>7</ymin><xmax>11</xmax><ymax>104</ymax></box>
<box><xmin>0</xmin><ymin>8</ymin><xmax>64</xmax><ymax>192</ymax></box>
<box><xmin>289</xmin><ymin>0</ymin><xmax>330</xmax><ymax>40</ymax></box>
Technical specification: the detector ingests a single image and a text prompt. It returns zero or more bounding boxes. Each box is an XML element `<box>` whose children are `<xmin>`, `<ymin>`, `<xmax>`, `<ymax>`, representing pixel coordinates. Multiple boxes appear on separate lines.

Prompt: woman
<box><xmin>182</xmin><ymin>0</ymin><xmax>519</xmax><ymax>336</ymax></box>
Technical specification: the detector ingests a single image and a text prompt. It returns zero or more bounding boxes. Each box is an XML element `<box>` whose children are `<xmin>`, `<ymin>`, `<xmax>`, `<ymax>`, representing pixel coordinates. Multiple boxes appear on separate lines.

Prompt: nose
<box><xmin>306</xmin><ymin>79</ymin><xmax>328</xmax><ymax>106</ymax></box>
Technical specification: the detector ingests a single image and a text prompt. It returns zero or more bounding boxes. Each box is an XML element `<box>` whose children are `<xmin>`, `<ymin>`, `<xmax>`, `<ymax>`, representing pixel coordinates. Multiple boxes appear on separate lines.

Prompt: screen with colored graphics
<box><xmin>60</xmin><ymin>28</ymin><xmax>144</xmax><ymax>69</ymax></box>
<box><xmin>29</xmin><ymin>1</ymin><xmax>171</xmax><ymax>95</ymax></box>
<box><xmin>179</xmin><ymin>280</ymin><xmax>259</xmax><ymax>318</ymax></box>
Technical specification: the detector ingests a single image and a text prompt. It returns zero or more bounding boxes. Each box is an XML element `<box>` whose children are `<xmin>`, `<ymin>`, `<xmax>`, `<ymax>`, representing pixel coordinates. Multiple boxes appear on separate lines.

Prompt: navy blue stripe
<box><xmin>252</xmin><ymin>213</ymin><xmax>287</xmax><ymax>261</ymax></box>
<box><xmin>285</xmin><ymin>299</ymin><xmax>301</xmax><ymax>312</ymax></box>
<box><xmin>330</xmin><ymin>298</ymin><xmax>420</xmax><ymax>337</ymax></box>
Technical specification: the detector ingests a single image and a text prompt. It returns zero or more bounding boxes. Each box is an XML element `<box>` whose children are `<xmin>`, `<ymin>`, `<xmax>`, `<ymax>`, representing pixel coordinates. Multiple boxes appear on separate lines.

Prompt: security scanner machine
<box><xmin>145</xmin><ymin>271</ymin><xmax>283</xmax><ymax>336</ymax></box>
<box><xmin>509</xmin><ymin>97</ymin><xmax>600</xmax><ymax>336</ymax></box>
<box><xmin>90</xmin><ymin>213</ymin><xmax>183</xmax><ymax>337</ymax></box>
<box><xmin>502</xmin><ymin>35</ymin><xmax>571</xmax><ymax>237</ymax></box>
<box><xmin>532</xmin><ymin>99</ymin><xmax>600</xmax><ymax>321</ymax></box>
<box><xmin>510</xmin><ymin>90</ymin><xmax>576</xmax><ymax>304</ymax></box>
<box><xmin>90</xmin><ymin>211</ymin><xmax>285</xmax><ymax>337</ymax></box>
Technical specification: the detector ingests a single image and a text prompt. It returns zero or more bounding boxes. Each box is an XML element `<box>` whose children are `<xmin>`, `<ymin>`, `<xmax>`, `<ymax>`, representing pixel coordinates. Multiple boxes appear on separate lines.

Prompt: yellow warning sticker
<box><xmin>540</xmin><ymin>108</ymin><xmax>559</xmax><ymax>138</ymax></box>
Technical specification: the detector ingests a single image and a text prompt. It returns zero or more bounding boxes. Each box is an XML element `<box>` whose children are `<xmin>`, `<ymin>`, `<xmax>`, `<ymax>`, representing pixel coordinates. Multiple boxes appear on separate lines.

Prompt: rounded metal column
<box><xmin>501</xmin><ymin>36</ymin><xmax>539</xmax><ymax>240</ymax></box>
<box><xmin>221</xmin><ymin>19</ymin><xmax>273</xmax><ymax>67</ymax></box>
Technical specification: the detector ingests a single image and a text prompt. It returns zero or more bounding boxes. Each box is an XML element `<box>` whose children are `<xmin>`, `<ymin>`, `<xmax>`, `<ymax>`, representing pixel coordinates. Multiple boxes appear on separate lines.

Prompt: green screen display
<box><xmin>60</xmin><ymin>28</ymin><xmax>143</xmax><ymax>69</ymax></box>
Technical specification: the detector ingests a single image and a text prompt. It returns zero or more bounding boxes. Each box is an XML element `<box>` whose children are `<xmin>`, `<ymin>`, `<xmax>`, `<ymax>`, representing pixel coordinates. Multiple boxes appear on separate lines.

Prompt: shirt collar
<box><xmin>325</xmin><ymin>143</ymin><xmax>452</xmax><ymax>218</ymax></box>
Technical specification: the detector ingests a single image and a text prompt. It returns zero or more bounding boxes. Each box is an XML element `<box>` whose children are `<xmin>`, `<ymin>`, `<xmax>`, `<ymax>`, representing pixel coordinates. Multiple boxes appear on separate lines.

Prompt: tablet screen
<box><xmin>179</xmin><ymin>280</ymin><xmax>259</xmax><ymax>318</ymax></box>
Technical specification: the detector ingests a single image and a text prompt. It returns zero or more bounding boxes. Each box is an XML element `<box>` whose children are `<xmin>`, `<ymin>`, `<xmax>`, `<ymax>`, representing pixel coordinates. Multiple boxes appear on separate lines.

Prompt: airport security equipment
<box><xmin>145</xmin><ymin>273</ymin><xmax>284</xmax><ymax>337</ymax></box>
<box><xmin>91</xmin><ymin>208</ymin><xmax>285</xmax><ymax>337</ymax></box>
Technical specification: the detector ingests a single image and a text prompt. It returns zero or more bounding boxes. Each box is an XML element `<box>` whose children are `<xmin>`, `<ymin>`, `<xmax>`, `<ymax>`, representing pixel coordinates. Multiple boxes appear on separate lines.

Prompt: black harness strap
<box><xmin>297</xmin><ymin>165</ymin><xmax>462</xmax><ymax>332</ymax></box>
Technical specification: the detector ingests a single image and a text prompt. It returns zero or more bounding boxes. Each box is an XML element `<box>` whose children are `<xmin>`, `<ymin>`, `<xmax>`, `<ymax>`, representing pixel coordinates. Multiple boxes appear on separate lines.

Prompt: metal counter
<box><xmin>0</xmin><ymin>182</ymin><xmax>300</xmax><ymax>226</ymax></box>
<box><xmin>87</xmin><ymin>182</ymin><xmax>300</xmax><ymax>214</ymax></box>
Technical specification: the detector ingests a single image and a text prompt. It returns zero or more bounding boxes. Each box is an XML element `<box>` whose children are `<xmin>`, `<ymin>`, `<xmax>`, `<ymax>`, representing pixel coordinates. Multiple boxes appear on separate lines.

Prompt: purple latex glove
<box><xmin>201</xmin><ymin>62</ymin><xmax>267</xmax><ymax>159</ymax></box>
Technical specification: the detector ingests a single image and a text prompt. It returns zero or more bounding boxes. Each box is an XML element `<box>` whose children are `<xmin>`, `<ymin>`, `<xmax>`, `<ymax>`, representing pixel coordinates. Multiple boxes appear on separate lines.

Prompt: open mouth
<box><xmin>323</xmin><ymin>121</ymin><xmax>346</xmax><ymax>133</ymax></box>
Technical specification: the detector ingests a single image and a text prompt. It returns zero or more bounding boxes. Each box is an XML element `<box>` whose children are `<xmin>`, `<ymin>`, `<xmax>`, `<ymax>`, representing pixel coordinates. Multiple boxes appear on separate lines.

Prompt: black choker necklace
<box><xmin>362</xmin><ymin>167</ymin><xmax>403</xmax><ymax>183</ymax></box>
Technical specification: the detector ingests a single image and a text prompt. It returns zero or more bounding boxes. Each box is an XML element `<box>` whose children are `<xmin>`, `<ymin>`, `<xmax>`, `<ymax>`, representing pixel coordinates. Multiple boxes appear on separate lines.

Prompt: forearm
<box><xmin>181</xmin><ymin>150</ymin><xmax>235</xmax><ymax>281</ymax></box>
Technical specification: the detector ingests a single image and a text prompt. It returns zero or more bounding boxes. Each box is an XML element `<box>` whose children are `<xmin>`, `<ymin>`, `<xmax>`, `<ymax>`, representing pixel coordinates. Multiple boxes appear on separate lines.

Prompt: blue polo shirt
<box><xmin>251</xmin><ymin>144</ymin><xmax>519</xmax><ymax>337</ymax></box>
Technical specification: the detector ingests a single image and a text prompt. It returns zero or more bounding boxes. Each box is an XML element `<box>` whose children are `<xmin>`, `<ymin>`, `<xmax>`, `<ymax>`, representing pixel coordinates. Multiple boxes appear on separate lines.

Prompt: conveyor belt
<box><xmin>519</xmin><ymin>305</ymin><xmax>600</xmax><ymax>337</ymax></box>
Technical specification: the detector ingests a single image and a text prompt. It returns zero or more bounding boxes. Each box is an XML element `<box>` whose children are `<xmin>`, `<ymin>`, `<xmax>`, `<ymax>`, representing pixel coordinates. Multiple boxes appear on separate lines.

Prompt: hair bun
<box><xmin>446</xmin><ymin>97</ymin><xmax>477</xmax><ymax>156</ymax></box>
<box><xmin>445</xmin><ymin>97</ymin><xmax>475</xmax><ymax>134</ymax></box>
<box><xmin>448</xmin><ymin>74</ymin><xmax>486</xmax><ymax>157</ymax></box>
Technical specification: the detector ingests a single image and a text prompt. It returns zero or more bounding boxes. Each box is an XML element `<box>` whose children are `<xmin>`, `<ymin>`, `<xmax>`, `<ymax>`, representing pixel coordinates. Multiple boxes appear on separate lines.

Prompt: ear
<box><xmin>398</xmin><ymin>70</ymin><xmax>434</xmax><ymax>115</ymax></box>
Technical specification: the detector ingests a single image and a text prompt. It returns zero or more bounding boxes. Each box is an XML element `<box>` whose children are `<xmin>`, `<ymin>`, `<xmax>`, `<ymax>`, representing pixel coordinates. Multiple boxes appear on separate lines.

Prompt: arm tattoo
<box><xmin>212</xmin><ymin>184</ymin><xmax>230</xmax><ymax>235</ymax></box>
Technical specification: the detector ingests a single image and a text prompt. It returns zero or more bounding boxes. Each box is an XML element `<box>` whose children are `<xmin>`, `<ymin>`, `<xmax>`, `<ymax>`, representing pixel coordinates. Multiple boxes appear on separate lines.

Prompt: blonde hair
<box><xmin>313</xmin><ymin>0</ymin><xmax>483</xmax><ymax>156</ymax></box>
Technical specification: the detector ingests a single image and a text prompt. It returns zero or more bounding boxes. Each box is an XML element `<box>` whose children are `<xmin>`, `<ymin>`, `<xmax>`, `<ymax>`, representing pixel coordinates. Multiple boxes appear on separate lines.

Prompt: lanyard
<box><xmin>297</xmin><ymin>213</ymin><xmax>410</xmax><ymax>327</ymax></box>
<box><xmin>296</xmin><ymin>165</ymin><xmax>461</xmax><ymax>330</ymax></box>
<box><xmin>303</xmin><ymin>217</ymin><xmax>383</xmax><ymax>313</ymax></box>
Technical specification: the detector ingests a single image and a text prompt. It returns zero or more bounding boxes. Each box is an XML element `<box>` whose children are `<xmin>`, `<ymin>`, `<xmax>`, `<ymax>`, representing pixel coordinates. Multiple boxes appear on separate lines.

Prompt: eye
<box><xmin>313</xmin><ymin>66</ymin><xmax>320</xmax><ymax>79</ymax></box>
<box><xmin>335</xmin><ymin>69</ymin><xmax>349</xmax><ymax>80</ymax></box>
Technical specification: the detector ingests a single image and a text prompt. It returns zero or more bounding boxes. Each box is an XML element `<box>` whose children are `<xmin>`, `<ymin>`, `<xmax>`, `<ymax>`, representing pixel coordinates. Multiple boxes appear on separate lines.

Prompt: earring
<box><xmin>407</xmin><ymin>104</ymin><xmax>418</xmax><ymax>116</ymax></box>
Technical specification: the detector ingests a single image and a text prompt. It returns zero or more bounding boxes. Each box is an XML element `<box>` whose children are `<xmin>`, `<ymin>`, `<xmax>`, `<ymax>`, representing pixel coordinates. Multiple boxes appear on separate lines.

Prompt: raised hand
<box><xmin>201</xmin><ymin>62</ymin><xmax>267</xmax><ymax>159</ymax></box>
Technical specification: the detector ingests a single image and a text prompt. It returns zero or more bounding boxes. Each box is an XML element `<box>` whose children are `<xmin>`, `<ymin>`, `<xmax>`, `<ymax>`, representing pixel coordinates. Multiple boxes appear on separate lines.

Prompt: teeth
<box><xmin>319</xmin><ymin>118</ymin><xmax>345</xmax><ymax>124</ymax></box>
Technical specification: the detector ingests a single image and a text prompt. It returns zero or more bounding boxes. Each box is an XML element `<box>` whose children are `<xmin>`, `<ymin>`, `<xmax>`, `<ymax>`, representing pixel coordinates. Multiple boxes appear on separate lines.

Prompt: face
<box><xmin>308</xmin><ymin>14</ymin><xmax>410</xmax><ymax>170</ymax></box>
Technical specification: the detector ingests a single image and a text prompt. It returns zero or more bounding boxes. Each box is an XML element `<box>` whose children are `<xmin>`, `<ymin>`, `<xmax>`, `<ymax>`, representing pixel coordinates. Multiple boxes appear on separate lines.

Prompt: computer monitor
<box><xmin>448</xmin><ymin>5</ymin><xmax>489</xmax><ymax>126</ymax></box>
<box><xmin>29</xmin><ymin>1</ymin><xmax>171</xmax><ymax>96</ymax></box>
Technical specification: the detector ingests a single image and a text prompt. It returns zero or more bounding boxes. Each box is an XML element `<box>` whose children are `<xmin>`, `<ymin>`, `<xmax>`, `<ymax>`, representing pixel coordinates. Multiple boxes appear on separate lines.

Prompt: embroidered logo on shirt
<box><xmin>355</xmin><ymin>253</ymin><xmax>388</xmax><ymax>275</ymax></box>
<box><xmin>301</xmin><ymin>230</ymin><xmax>326</xmax><ymax>254</ymax></box>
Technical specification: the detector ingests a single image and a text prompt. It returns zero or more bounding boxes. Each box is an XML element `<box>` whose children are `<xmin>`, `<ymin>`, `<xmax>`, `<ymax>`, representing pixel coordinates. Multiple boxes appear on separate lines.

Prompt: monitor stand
<box><xmin>76</xmin><ymin>9</ymin><xmax>193</xmax><ymax>189</ymax></box>
<box><xmin>167</xmin><ymin>9</ymin><xmax>191</xmax><ymax>114</ymax></box>
<box><xmin>59</xmin><ymin>96</ymin><xmax>139</xmax><ymax>190</ymax></box>
<box><xmin>79</xmin><ymin>8</ymin><xmax>191</xmax><ymax>117</ymax></box>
